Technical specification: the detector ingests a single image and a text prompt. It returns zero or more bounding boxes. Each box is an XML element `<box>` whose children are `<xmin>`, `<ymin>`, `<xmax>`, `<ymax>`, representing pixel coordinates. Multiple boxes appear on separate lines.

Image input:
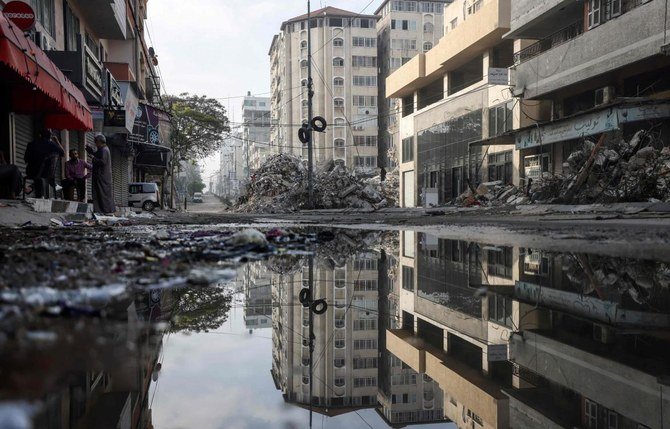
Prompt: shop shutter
<box><xmin>83</xmin><ymin>133</ymin><xmax>94</xmax><ymax>201</ymax></box>
<box><xmin>110</xmin><ymin>146</ymin><xmax>129</xmax><ymax>207</ymax></box>
<box><xmin>13</xmin><ymin>114</ymin><xmax>33</xmax><ymax>175</ymax></box>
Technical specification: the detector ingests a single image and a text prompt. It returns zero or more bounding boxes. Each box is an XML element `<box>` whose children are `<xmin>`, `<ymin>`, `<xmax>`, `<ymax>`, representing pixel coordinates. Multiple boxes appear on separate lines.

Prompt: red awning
<box><xmin>0</xmin><ymin>13</ymin><xmax>92</xmax><ymax>130</ymax></box>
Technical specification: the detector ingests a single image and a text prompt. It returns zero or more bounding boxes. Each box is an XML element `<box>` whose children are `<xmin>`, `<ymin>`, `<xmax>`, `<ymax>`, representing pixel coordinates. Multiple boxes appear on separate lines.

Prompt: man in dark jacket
<box><xmin>24</xmin><ymin>129</ymin><xmax>65</xmax><ymax>198</ymax></box>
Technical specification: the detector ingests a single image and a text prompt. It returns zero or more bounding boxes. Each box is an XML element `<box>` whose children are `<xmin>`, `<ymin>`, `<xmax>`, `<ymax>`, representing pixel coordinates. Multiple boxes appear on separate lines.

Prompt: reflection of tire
<box><xmin>143</xmin><ymin>201</ymin><xmax>155</xmax><ymax>211</ymax></box>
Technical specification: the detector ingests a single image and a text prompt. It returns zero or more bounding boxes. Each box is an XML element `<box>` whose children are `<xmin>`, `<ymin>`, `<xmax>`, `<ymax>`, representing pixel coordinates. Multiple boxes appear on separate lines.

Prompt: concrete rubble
<box><xmin>235</xmin><ymin>154</ymin><xmax>399</xmax><ymax>213</ymax></box>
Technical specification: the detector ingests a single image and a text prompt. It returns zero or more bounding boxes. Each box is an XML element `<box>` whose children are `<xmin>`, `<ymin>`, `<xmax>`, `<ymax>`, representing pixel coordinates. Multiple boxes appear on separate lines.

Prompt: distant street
<box><xmin>186</xmin><ymin>193</ymin><xmax>227</xmax><ymax>213</ymax></box>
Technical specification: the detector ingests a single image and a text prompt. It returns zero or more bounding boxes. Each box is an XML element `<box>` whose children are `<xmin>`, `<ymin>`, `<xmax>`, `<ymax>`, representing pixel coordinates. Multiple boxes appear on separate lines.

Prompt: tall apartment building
<box><xmin>269</xmin><ymin>8</ymin><xmax>380</xmax><ymax>173</ymax></box>
<box><xmin>376</xmin><ymin>0</ymin><xmax>449</xmax><ymax>171</ymax></box>
<box><xmin>0</xmin><ymin>0</ymin><xmax>168</xmax><ymax>208</ymax></box>
<box><xmin>507</xmin><ymin>0</ymin><xmax>670</xmax><ymax>181</ymax></box>
<box><xmin>218</xmin><ymin>131</ymin><xmax>246</xmax><ymax>199</ymax></box>
<box><xmin>387</xmin><ymin>0</ymin><xmax>543</xmax><ymax>208</ymax></box>
<box><xmin>241</xmin><ymin>93</ymin><xmax>271</xmax><ymax>173</ymax></box>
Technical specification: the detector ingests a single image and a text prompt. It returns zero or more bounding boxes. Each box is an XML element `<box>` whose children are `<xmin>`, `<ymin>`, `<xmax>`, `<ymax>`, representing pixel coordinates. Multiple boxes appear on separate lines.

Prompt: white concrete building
<box><xmin>241</xmin><ymin>93</ymin><xmax>271</xmax><ymax>172</ymax></box>
<box><xmin>218</xmin><ymin>131</ymin><xmax>246</xmax><ymax>199</ymax></box>
<box><xmin>269</xmin><ymin>7</ymin><xmax>380</xmax><ymax>173</ymax></box>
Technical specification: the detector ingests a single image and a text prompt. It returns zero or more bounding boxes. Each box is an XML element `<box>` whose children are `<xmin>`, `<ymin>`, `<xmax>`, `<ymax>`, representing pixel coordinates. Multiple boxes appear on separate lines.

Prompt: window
<box><xmin>487</xmin><ymin>150</ymin><xmax>513</xmax><ymax>185</ymax></box>
<box><xmin>450</xmin><ymin>18</ymin><xmax>458</xmax><ymax>30</ymax></box>
<box><xmin>352</xmin><ymin>56</ymin><xmax>377</xmax><ymax>67</ymax></box>
<box><xmin>607</xmin><ymin>411</ymin><xmax>618</xmax><ymax>429</ymax></box>
<box><xmin>587</xmin><ymin>0</ymin><xmax>602</xmax><ymax>29</ymax></box>
<box><xmin>333</xmin><ymin>77</ymin><xmax>344</xmax><ymax>86</ymax></box>
<box><xmin>354</xmin><ymin>279</ymin><xmax>378</xmax><ymax>291</ymax></box>
<box><xmin>301</xmin><ymin>79</ymin><xmax>307</xmax><ymax>87</ymax></box>
<box><xmin>353</xmin><ymin>339</ymin><xmax>377</xmax><ymax>350</ymax></box>
<box><xmin>353</xmin><ymin>37</ymin><xmax>376</xmax><ymax>48</ymax></box>
<box><xmin>329</xmin><ymin>18</ymin><xmax>343</xmax><ymax>27</ymax></box>
<box><xmin>300</xmin><ymin>40</ymin><xmax>307</xmax><ymax>48</ymax></box>
<box><xmin>353</xmin><ymin>136</ymin><xmax>378</xmax><ymax>146</ymax></box>
<box><xmin>391</xmin><ymin>1</ymin><xmax>417</xmax><ymax>12</ymax></box>
<box><xmin>333</xmin><ymin>37</ymin><xmax>344</xmax><ymax>47</ymax></box>
<box><xmin>488</xmin><ymin>102</ymin><xmax>513</xmax><ymax>138</ymax></box>
<box><xmin>334</xmin><ymin>339</ymin><xmax>345</xmax><ymax>348</ymax></box>
<box><xmin>300</xmin><ymin>59</ymin><xmax>308</xmax><ymax>68</ymax></box>
<box><xmin>585</xmin><ymin>399</ymin><xmax>598</xmax><ymax>428</ymax></box>
<box><xmin>334</xmin><ymin>377</ymin><xmax>345</xmax><ymax>387</ymax></box>
<box><xmin>64</xmin><ymin>2</ymin><xmax>80</xmax><ymax>52</ymax></box>
<box><xmin>334</xmin><ymin>98</ymin><xmax>345</xmax><ymax>107</ymax></box>
<box><xmin>353</xmin><ymin>357</ymin><xmax>378</xmax><ymax>369</ymax></box>
<box><xmin>353</xmin><ymin>319</ymin><xmax>377</xmax><ymax>330</ymax></box>
<box><xmin>353</xmin><ymin>75</ymin><xmax>377</xmax><ymax>86</ymax></box>
<box><xmin>333</xmin><ymin>57</ymin><xmax>344</xmax><ymax>67</ymax></box>
<box><xmin>333</xmin><ymin>358</ymin><xmax>345</xmax><ymax>368</ymax></box>
<box><xmin>488</xmin><ymin>294</ymin><xmax>513</xmax><ymax>327</ymax></box>
<box><xmin>353</xmin><ymin>377</ymin><xmax>377</xmax><ymax>388</ymax></box>
<box><xmin>391</xmin><ymin>19</ymin><xmax>417</xmax><ymax>31</ymax></box>
<box><xmin>34</xmin><ymin>0</ymin><xmax>55</xmax><ymax>36</ymax></box>
<box><xmin>354</xmin><ymin>156</ymin><xmax>377</xmax><ymax>168</ymax></box>
<box><xmin>402</xmin><ymin>266</ymin><xmax>414</xmax><ymax>290</ymax></box>
<box><xmin>609</xmin><ymin>0</ymin><xmax>622</xmax><ymax>17</ymax></box>
<box><xmin>353</xmin><ymin>96</ymin><xmax>377</xmax><ymax>107</ymax></box>
<box><xmin>423</xmin><ymin>42</ymin><xmax>433</xmax><ymax>52</ymax></box>
<box><xmin>390</xmin><ymin>58</ymin><xmax>402</xmax><ymax>69</ymax></box>
<box><xmin>85</xmin><ymin>32</ymin><xmax>99</xmax><ymax>58</ymax></box>
<box><xmin>334</xmin><ymin>139</ymin><xmax>345</xmax><ymax>158</ymax></box>
<box><xmin>334</xmin><ymin>117</ymin><xmax>346</xmax><ymax>126</ymax></box>
<box><xmin>421</xmin><ymin>3</ymin><xmax>442</xmax><ymax>13</ymax></box>
<box><xmin>467</xmin><ymin>0</ymin><xmax>483</xmax><ymax>15</ymax></box>
<box><xmin>423</xmin><ymin>22</ymin><xmax>434</xmax><ymax>33</ymax></box>
<box><xmin>391</xmin><ymin>39</ymin><xmax>417</xmax><ymax>50</ymax></box>
<box><xmin>402</xmin><ymin>136</ymin><xmax>413</xmax><ymax>162</ymax></box>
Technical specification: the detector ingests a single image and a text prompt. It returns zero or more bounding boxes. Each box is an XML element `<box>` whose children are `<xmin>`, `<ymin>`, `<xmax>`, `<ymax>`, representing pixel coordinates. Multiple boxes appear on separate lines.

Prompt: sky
<box><xmin>147</xmin><ymin>0</ymin><xmax>381</xmax><ymax>184</ymax></box>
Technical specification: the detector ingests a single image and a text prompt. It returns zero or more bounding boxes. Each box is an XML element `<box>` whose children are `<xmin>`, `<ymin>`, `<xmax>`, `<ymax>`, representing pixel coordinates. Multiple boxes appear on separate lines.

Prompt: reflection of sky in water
<box><xmin>151</xmin><ymin>293</ymin><xmax>454</xmax><ymax>429</ymax></box>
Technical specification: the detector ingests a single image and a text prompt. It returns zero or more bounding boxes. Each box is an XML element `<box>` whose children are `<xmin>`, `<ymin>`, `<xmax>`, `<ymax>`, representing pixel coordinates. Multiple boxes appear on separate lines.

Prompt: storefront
<box><xmin>0</xmin><ymin>13</ymin><xmax>92</xmax><ymax>180</ymax></box>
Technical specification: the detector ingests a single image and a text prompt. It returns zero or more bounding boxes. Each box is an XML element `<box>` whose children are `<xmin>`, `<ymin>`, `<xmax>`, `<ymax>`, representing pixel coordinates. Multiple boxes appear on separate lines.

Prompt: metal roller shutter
<box><xmin>13</xmin><ymin>114</ymin><xmax>33</xmax><ymax>175</ymax></box>
<box><xmin>83</xmin><ymin>132</ymin><xmax>94</xmax><ymax>201</ymax></box>
<box><xmin>110</xmin><ymin>146</ymin><xmax>129</xmax><ymax>207</ymax></box>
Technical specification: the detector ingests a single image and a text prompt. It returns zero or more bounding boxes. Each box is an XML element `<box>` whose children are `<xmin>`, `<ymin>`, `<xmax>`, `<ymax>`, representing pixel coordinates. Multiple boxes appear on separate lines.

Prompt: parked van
<box><xmin>192</xmin><ymin>192</ymin><xmax>203</xmax><ymax>203</ymax></box>
<box><xmin>128</xmin><ymin>182</ymin><xmax>159</xmax><ymax>211</ymax></box>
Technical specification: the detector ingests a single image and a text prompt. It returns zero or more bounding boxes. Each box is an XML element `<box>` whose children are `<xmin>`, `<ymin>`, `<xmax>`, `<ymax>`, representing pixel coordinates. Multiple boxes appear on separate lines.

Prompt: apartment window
<box><xmin>354</xmin><ymin>156</ymin><xmax>377</xmax><ymax>168</ymax></box>
<box><xmin>353</xmin><ymin>37</ymin><xmax>376</xmax><ymax>48</ymax></box>
<box><xmin>353</xmin><ymin>95</ymin><xmax>377</xmax><ymax>107</ymax></box>
<box><xmin>334</xmin><ymin>139</ymin><xmax>345</xmax><ymax>158</ymax></box>
<box><xmin>351</xmin><ymin>18</ymin><xmax>375</xmax><ymax>28</ymax></box>
<box><xmin>334</xmin><ymin>98</ymin><xmax>344</xmax><ymax>107</ymax></box>
<box><xmin>423</xmin><ymin>22</ymin><xmax>434</xmax><ymax>33</ymax></box>
<box><xmin>352</xmin><ymin>56</ymin><xmax>377</xmax><ymax>67</ymax></box>
<box><xmin>450</xmin><ymin>18</ymin><xmax>458</xmax><ymax>30</ymax></box>
<box><xmin>390</xmin><ymin>58</ymin><xmax>402</xmax><ymax>69</ymax></box>
<box><xmin>333</xmin><ymin>37</ymin><xmax>344</xmax><ymax>47</ymax></box>
<box><xmin>587</xmin><ymin>0</ymin><xmax>602</xmax><ymax>29</ymax></box>
<box><xmin>85</xmin><ymin>32</ymin><xmax>99</xmax><ymax>58</ymax></box>
<box><xmin>300</xmin><ymin>40</ymin><xmax>307</xmax><ymax>48</ymax></box>
<box><xmin>391</xmin><ymin>1</ymin><xmax>417</xmax><ymax>12</ymax></box>
<box><xmin>34</xmin><ymin>0</ymin><xmax>55</xmax><ymax>36</ymax></box>
<box><xmin>488</xmin><ymin>101</ymin><xmax>514</xmax><ymax>137</ymax></box>
<box><xmin>354</xmin><ymin>279</ymin><xmax>378</xmax><ymax>291</ymax></box>
<box><xmin>488</xmin><ymin>294</ymin><xmax>513</xmax><ymax>327</ymax></box>
<box><xmin>607</xmin><ymin>411</ymin><xmax>618</xmax><ymax>429</ymax></box>
<box><xmin>334</xmin><ymin>377</ymin><xmax>345</xmax><ymax>387</ymax></box>
<box><xmin>421</xmin><ymin>2</ymin><xmax>443</xmax><ymax>13</ymax></box>
<box><xmin>334</xmin><ymin>358</ymin><xmax>345</xmax><ymax>368</ymax></box>
<box><xmin>301</xmin><ymin>79</ymin><xmax>307</xmax><ymax>87</ymax></box>
<box><xmin>353</xmin><ymin>75</ymin><xmax>377</xmax><ymax>86</ymax></box>
<box><xmin>63</xmin><ymin>2</ymin><xmax>80</xmax><ymax>52</ymax></box>
<box><xmin>585</xmin><ymin>399</ymin><xmax>598</xmax><ymax>428</ymax></box>
<box><xmin>391</xmin><ymin>39</ymin><xmax>417</xmax><ymax>50</ymax></box>
<box><xmin>333</xmin><ymin>77</ymin><xmax>344</xmax><ymax>86</ymax></box>
<box><xmin>402</xmin><ymin>266</ymin><xmax>414</xmax><ymax>291</ymax></box>
<box><xmin>423</xmin><ymin>42</ymin><xmax>433</xmax><ymax>52</ymax></box>
<box><xmin>353</xmin><ymin>136</ymin><xmax>377</xmax><ymax>147</ymax></box>
<box><xmin>402</xmin><ymin>136</ymin><xmax>413</xmax><ymax>162</ymax></box>
<box><xmin>353</xmin><ymin>319</ymin><xmax>377</xmax><ymax>331</ymax></box>
<box><xmin>300</xmin><ymin>59</ymin><xmax>308</xmax><ymax>68</ymax></box>
<box><xmin>488</xmin><ymin>150</ymin><xmax>513</xmax><ymax>185</ymax></box>
<box><xmin>353</xmin><ymin>377</ymin><xmax>377</xmax><ymax>388</ymax></box>
<box><xmin>329</xmin><ymin>18</ymin><xmax>343</xmax><ymax>27</ymax></box>
<box><xmin>391</xmin><ymin>19</ymin><xmax>417</xmax><ymax>31</ymax></box>
<box><xmin>353</xmin><ymin>357</ymin><xmax>378</xmax><ymax>369</ymax></box>
<box><xmin>334</xmin><ymin>117</ymin><xmax>346</xmax><ymax>126</ymax></box>
<box><xmin>609</xmin><ymin>0</ymin><xmax>622</xmax><ymax>17</ymax></box>
<box><xmin>467</xmin><ymin>0</ymin><xmax>483</xmax><ymax>15</ymax></box>
<box><xmin>333</xmin><ymin>57</ymin><xmax>344</xmax><ymax>67</ymax></box>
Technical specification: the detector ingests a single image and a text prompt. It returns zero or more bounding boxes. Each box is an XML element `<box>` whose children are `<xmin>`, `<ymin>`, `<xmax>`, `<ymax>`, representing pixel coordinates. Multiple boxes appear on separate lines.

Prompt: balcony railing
<box><xmin>513</xmin><ymin>20</ymin><xmax>584</xmax><ymax>65</ymax></box>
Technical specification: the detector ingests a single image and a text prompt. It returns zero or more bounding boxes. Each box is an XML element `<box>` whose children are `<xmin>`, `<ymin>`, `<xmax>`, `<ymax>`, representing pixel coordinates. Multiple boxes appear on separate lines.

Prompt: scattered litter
<box><xmin>228</xmin><ymin>229</ymin><xmax>269</xmax><ymax>247</ymax></box>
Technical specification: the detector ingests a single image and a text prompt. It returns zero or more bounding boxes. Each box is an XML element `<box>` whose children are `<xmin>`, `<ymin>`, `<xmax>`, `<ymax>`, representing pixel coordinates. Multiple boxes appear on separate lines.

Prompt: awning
<box><xmin>0</xmin><ymin>13</ymin><xmax>92</xmax><ymax>130</ymax></box>
<box><xmin>134</xmin><ymin>143</ymin><xmax>171</xmax><ymax>175</ymax></box>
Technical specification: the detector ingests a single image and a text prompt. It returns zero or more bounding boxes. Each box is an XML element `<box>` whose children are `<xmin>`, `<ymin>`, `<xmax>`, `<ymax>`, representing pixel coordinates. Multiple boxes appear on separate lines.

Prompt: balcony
<box><xmin>513</xmin><ymin>0</ymin><xmax>666</xmax><ymax>99</ymax></box>
<box><xmin>71</xmin><ymin>0</ymin><xmax>126</xmax><ymax>39</ymax></box>
<box><xmin>387</xmin><ymin>0</ymin><xmax>511</xmax><ymax>98</ymax></box>
<box><xmin>105</xmin><ymin>62</ymin><xmax>136</xmax><ymax>83</ymax></box>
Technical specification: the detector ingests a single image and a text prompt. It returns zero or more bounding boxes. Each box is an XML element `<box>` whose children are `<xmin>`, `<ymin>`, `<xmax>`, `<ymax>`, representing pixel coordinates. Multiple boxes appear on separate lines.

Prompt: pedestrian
<box><xmin>63</xmin><ymin>149</ymin><xmax>92</xmax><ymax>202</ymax></box>
<box><xmin>0</xmin><ymin>151</ymin><xmax>23</xmax><ymax>199</ymax></box>
<box><xmin>24</xmin><ymin>129</ymin><xmax>65</xmax><ymax>198</ymax></box>
<box><xmin>86</xmin><ymin>134</ymin><xmax>115</xmax><ymax>214</ymax></box>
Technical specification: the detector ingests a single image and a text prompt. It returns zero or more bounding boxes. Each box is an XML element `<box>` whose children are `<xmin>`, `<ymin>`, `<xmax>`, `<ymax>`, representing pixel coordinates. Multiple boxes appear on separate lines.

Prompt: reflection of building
<box><xmin>269</xmin><ymin>8</ymin><xmax>380</xmax><ymax>172</ymax></box>
<box><xmin>391</xmin><ymin>231</ymin><xmax>670</xmax><ymax>429</ymax></box>
<box><xmin>243</xmin><ymin>263</ymin><xmax>272</xmax><ymax>330</ymax></box>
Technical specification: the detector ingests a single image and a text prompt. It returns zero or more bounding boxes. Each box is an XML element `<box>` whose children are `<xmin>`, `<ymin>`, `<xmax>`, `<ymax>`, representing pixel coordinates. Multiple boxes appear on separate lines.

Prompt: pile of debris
<box><xmin>364</xmin><ymin>169</ymin><xmax>400</xmax><ymax>207</ymax></box>
<box><xmin>236</xmin><ymin>155</ymin><xmax>395</xmax><ymax>212</ymax></box>
<box><xmin>455</xmin><ymin>180</ymin><xmax>527</xmax><ymax>207</ymax></box>
<box><xmin>533</xmin><ymin>130</ymin><xmax>670</xmax><ymax>204</ymax></box>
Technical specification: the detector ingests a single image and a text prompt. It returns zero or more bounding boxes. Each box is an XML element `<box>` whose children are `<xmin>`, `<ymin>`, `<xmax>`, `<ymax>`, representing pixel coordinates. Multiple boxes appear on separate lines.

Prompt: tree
<box><xmin>169</xmin><ymin>285</ymin><xmax>233</xmax><ymax>333</ymax></box>
<box><xmin>167</xmin><ymin>93</ymin><xmax>229</xmax><ymax>206</ymax></box>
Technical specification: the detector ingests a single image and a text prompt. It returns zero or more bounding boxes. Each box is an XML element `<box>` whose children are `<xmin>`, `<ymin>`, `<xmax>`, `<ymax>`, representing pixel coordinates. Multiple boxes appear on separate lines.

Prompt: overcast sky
<box><xmin>148</xmin><ymin>0</ymin><xmax>380</xmax><ymax>181</ymax></box>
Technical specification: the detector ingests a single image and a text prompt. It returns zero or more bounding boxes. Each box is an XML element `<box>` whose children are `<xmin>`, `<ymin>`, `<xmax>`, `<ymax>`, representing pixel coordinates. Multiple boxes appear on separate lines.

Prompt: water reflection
<box><xmin>2</xmin><ymin>228</ymin><xmax>670</xmax><ymax>428</ymax></box>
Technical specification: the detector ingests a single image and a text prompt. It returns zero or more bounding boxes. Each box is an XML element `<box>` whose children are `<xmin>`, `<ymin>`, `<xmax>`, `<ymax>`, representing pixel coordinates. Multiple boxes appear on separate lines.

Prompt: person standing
<box><xmin>24</xmin><ymin>129</ymin><xmax>65</xmax><ymax>198</ymax></box>
<box><xmin>63</xmin><ymin>149</ymin><xmax>92</xmax><ymax>202</ymax></box>
<box><xmin>86</xmin><ymin>134</ymin><xmax>115</xmax><ymax>214</ymax></box>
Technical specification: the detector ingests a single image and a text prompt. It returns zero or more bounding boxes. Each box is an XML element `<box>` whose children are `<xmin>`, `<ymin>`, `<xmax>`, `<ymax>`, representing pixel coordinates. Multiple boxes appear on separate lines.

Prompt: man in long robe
<box><xmin>86</xmin><ymin>134</ymin><xmax>115</xmax><ymax>214</ymax></box>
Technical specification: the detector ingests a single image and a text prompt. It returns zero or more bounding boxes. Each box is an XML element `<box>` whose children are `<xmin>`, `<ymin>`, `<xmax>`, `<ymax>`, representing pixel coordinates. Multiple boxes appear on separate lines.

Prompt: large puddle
<box><xmin>1</xmin><ymin>225</ymin><xmax>669</xmax><ymax>428</ymax></box>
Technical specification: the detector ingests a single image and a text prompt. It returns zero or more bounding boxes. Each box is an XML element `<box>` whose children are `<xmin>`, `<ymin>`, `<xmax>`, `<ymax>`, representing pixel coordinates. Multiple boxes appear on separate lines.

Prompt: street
<box><xmin>185</xmin><ymin>193</ymin><xmax>227</xmax><ymax>213</ymax></box>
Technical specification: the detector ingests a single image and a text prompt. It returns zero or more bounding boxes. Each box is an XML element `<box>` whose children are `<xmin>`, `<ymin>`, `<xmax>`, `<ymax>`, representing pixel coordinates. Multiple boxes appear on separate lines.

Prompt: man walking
<box><xmin>63</xmin><ymin>149</ymin><xmax>92</xmax><ymax>202</ymax></box>
<box><xmin>86</xmin><ymin>134</ymin><xmax>115</xmax><ymax>214</ymax></box>
<box><xmin>24</xmin><ymin>129</ymin><xmax>65</xmax><ymax>198</ymax></box>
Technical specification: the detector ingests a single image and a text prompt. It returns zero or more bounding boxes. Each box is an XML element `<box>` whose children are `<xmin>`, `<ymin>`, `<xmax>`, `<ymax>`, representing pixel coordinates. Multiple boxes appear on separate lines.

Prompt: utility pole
<box><xmin>306</xmin><ymin>0</ymin><xmax>315</xmax><ymax>209</ymax></box>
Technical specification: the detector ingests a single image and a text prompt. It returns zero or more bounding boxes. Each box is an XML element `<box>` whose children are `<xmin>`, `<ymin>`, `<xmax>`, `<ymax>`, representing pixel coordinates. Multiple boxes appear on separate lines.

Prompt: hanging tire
<box><xmin>298</xmin><ymin>126</ymin><xmax>310</xmax><ymax>144</ymax></box>
<box><xmin>310</xmin><ymin>299</ymin><xmax>328</xmax><ymax>315</ymax></box>
<box><xmin>299</xmin><ymin>288</ymin><xmax>311</xmax><ymax>307</ymax></box>
<box><xmin>311</xmin><ymin>116</ymin><xmax>327</xmax><ymax>133</ymax></box>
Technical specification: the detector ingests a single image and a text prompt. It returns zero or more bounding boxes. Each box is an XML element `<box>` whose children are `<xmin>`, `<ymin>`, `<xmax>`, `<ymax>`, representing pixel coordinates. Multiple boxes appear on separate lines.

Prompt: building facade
<box><xmin>241</xmin><ymin>93</ymin><xmax>271</xmax><ymax>173</ymax></box>
<box><xmin>269</xmin><ymin>7</ymin><xmax>380</xmax><ymax>174</ymax></box>
<box><xmin>376</xmin><ymin>0</ymin><xmax>449</xmax><ymax>173</ymax></box>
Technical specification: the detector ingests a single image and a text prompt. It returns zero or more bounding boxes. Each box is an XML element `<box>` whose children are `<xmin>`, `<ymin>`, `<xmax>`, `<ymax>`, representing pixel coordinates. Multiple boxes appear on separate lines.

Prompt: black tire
<box><xmin>311</xmin><ymin>116</ymin><xmax>327</xmax><ymax>133</ymax></box>
<box><xmin>298</xmin><ymin>126</ymin><xmax>310</xmax><ymax>144</ymax></box>
<box><xmin>142</xmin><ymin>200</ymin><xmax>155</xmax><ymax>211</ymax></box>
<box><xmin>310</xmin><ymin>299</ymin><xmax>328</xmax><ymax>315</ymax></box>
<box><xmin>299</xmin><ymin>288</ymin><xmax>311</xmax><ymax>307</ymax></box>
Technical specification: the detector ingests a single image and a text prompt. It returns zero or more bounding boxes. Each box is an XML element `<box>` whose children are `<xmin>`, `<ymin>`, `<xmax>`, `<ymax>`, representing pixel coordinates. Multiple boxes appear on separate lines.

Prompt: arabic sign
<box><xmin>488</xmin><ymin>68</ymin><xmax>509</xmax><ymax>86</ymax></box>
<box><xmin>128</xmin><ymin>103</ymin><xmax>169</xmax><ymax>146</ymax></box>
<box><xmin>487</xmin><ymin>344</ymin><xmax>508</xmax><ymax>362</ymax></box>
<box><xmin>516</xmin><ymin>108</ymin><xmax>619</xmax><ymax>150</ymax></box>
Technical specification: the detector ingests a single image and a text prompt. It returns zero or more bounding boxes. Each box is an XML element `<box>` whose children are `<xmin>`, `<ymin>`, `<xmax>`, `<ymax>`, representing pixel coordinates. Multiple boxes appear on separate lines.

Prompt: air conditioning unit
<box><xmin>595</xmin><ymin>86</ymin><xmax>615</xmax><ymax>106</ymax></box>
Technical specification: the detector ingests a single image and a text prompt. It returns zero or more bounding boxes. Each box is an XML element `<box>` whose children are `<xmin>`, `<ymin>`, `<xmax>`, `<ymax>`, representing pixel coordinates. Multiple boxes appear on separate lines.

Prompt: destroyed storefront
<box><xmin>416</xmin><ymin>110</ymin><xmax>483</xmax><ymax>206</ymax></box>
<box><xmin>515</xmin><ymin>101</ymin><xmax>670</xmax><ymax>190</ymax></box>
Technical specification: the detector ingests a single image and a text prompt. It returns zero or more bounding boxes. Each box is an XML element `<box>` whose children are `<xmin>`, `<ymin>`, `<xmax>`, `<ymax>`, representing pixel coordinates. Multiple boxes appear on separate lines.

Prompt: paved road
<box><xmin>185</xmin><ymin>194</ymin><xmax>227</xmax><ymax>213</ymax></box>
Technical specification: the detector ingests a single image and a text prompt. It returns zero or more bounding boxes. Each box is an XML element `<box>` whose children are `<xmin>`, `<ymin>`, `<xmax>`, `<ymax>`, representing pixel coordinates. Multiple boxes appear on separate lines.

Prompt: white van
<box><xmin>128</xmin><ymin>182</ymin><xmax>159</xmax><ymax>211</ymax></box>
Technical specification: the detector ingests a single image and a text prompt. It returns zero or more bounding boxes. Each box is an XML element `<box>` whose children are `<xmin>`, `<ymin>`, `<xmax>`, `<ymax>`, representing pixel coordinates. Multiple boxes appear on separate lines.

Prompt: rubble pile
<box><xmin>364</xmin><ymin>169</ymin><xmax>400</xmax><ymax>207</ymax></box>
<box><xmin>455</xmin><ymin>180</ymin><xmax>526</xmax><ymax>207</ymax></box>
<box><xmin>533</xmin><ymin>131</ymin><xmax>670</xmax><ymax>204</ymax></box>
<box><xmin>236</xmin><ymin>155</ymin><xmax>397</xmax><ymax>213</ymax></box>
